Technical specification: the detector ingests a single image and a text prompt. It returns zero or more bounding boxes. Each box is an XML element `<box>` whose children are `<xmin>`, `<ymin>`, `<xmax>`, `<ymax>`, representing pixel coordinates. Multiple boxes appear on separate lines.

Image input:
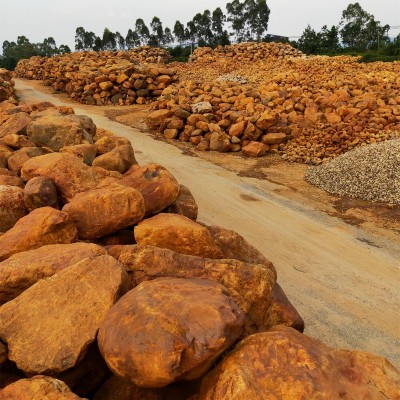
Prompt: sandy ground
<box><xmin>14</xmin><ymin>78</ymin><xmax>400</xmax><ymax>368</ymax></box>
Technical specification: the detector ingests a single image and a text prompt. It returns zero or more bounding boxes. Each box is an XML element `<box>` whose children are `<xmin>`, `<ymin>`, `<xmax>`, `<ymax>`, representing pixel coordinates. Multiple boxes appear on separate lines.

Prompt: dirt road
<box><xmin>14</xmin><ymin>78</ymin><xmax>400</xmax><ymax>368</ymax></box>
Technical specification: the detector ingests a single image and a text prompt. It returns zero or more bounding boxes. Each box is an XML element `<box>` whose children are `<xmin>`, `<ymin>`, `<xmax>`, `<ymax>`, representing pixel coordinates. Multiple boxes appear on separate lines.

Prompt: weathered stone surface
<box><xmin>119</xmin><ymin>164</ymin><xmax>180</xmax><ymax>216</ymax></box>
<box><xmin>0</xmin><ymin>207</ymin><xmax>77</xmax><ymax>261</ymax></box>
<box><xmin>2</xmin><ymin>133</ymin><xmax>36</xmax><ymax>149</ymax></box>
<box><xmin>261</xmin><ymin>132</ymin><xmax>287</xmax><ymax>145</ymax></box>
<box><xmin>0</xmin><ymin>243</ymin><xmax>106</xmax><ymax>305</ymax></box>
<box><xmin>146</xmin><ymin>109</ymin><xmax>172</xmax><ymax>129</ymax></box>
<box><xmin>0</xmin><ymin>174</ymin><xmax>23</xmax><ymax>187</ymax></box>
<box><xmin>0</xmin><ymin>186</ymin><xmax>27</xmax><ymax>233</ymax></box>
<box><xmin>255</xmin><ymin>111</ymin><xmax>279</xmax><ymax>130</ymax></box>
<box><xmin>23</xmin><ymin>176</ymin><xmax>59</xmax><ymax>212</ymax></box>
<box><xmin>268</xmin><ymin>283</ymin><xmax>305</xmax><ymax>332</ymax></box>
<box><xmin>60</xmin><ymin>144</ymin><xmax>97</xmax><ymax>166</ymax></box>
<box><xmin>21</xmin><ymin>153</ymin><xmax>100</xmax><ymax>203</ymax></box>
<box><xmin>0</xmin><ymin>255</ymin><xmax>128</xmax><ymax>374</ymax></box>
<box><xmin>63</xmin><ymin>184</ymin><xmax>145</xmax><ymax>240</ymax></box>
<box><xmin>166</xmin><ymin>184</ymin><xmax>198</xmax><ymax>221</ymax></box>
<box><xmin>206</xmin><ymin>225</ymin><xmax>274</xmax><ymax>270</ymax></box>
<box><xmin>135</xmin><ymin>213</ymin><xmax>223</xmax><ymax>259</ymax></box>
<box><xmin>98</xmin><ymin>278</ymin><xmax>244</xmax><ymax>387</ymax></box>
<box><xmin>192</xmin><ymin>102</ymin><xmax>212</xmax><ymax>114</ymax></box>
<box><xmin>27</xmin><ymin>110</ymin><xmax>93</xmax><ymax>151</ymax></box>
<box><xmin>199</xmin><ymin>325</ymin><xmax>400</xmax><ymax>400</ymax></box>
<box><xmin>94</xmin><ymin>136</ymin><xmax>130</xmax><ymax>155</ymax></box>
<box><xmin>0</xmin><ymin>376</ymin><xmax>83</xmax><ymax>399</ymax></box>
<box><xmin>94</xmin><ymin>375</ymin><xmax>200</xmax><ymax>400</ymax></box>
<box><xmin>0</xmin><ymin>112</ymin><xmax>31</xmax><ymax>138</ymax></box>
<box><xmin>118</xmin><ymin>245</ymin><xmax>276</xmax><ymax>333</ymax></box>
<box><xmin>92</xmin><ymin>144</ymin><xmax>137</xmax><ymax>174</ymax></box>
<box><xmin>242</xmin><ymin>141</ymin><xmax>268</xmax><ymax>157</ymax></box>
<box><xmin>7</xmin><ymin>147</ymin><xmax>42</xmax><ymax>173</ymax></box>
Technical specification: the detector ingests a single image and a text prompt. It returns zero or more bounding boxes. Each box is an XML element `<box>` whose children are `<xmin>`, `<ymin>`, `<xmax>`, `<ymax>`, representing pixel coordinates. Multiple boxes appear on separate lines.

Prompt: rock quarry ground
<box><xmin>13</xmin><ymin>77</ymin><xmax>400</xmax><ymax>370</ymax></box>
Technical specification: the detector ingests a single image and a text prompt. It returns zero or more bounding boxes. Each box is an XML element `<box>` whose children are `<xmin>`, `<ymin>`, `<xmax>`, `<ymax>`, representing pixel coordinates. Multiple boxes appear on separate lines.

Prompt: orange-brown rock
<box><xmin>98</xmin><ymin>278</ymin><xmax>244</xmax><ymax>387</ymax></box>
<box><xmin>92</xmin><ymin>144</ymin><xmax>137</xmax><ymax>174</ymax></box>
<box><xmin>27</xmin><ymin>110</ymin><xmax>93</xmax><ymax>151</ymax></box>
<box><xmin>119</xmin><ymin>164</ymin><xmax>180</xmax><ymax>216</ymax></box>
<box><xmin>261</xmin><ymin>132</ymin><xmax>287</xmax><ymax>145</ymax></box>
<box><xmin>0</xmin><ymin>207</ymin><xmax>77</xmax><ymax>261</ymax></box>
<box><xmin>23</xmin><ymin>176</ymin><xmax>59</xmax><ymax>212</ymax></box>
<box><xmin>118</xmin><ymin>245</ymin><xmax>276</xmax><ymax>333</ymax></box>
<box><xmin>0</xmin><ymin>186</ymin><xmax>27</xmax><ymax>233</ymax></box>
<box><xmin>0</xmin><ymin>174</ymin><xmax>23</xmax><ymax>188</ymax></box>
<box><xmin>0</xmin><ymin>243</ymin><xmax>106</xmax><ymax>305</ymax></box>
<box><xmin>21</xmin><ymin>153</ymin><xmax>100</xmax><ymax>202</ymax></box>
<box><xmin>60</xmin><ymin>143</ymin><xmax>97</xmax><ymax>165</ymax></box>
<box><xmin>135</xmin><ymin>213</ymin><xmax>223</xmax><ymax>259</ymax></box>
<box><xmin>94</xmin><ymin>135</ymin><xmax>130</xmax><ymax>154</ymax></box>
<box><xmin>199</xmin><ymin>325</ymin><xmax>400</xmax><ymax>400</ymax></box>
<box><xmin>242</xmin><ymin>141</ymin><xmax>268</xmax><ymax>157</ymax></box>
<box><xmin>166</xmin><ymin>184</ymin><xmax>198</xmax><ymax>221</ymax></box>
<box><xmin>2</xmin><ymin>133</ymin><xmax>36</xmax><ymax>149</ymax></box>
<box><xmin>94</xmin><ymin>375</ymin><xmax>200</xmax><ymax>400</ymax></box>
<box><xmin>146</xmin><ymin>109</ymin><xmax>172</xmax><ymax>129</ymax></box>
<box><xmin>0</xmin><ymin>112</ymin><xmax>31</xmax><ymax>138</ymax></box>
<box><xmin>7</xmin><ymin>147</ymin><xmax>43</xmax><ymax>173</ymax></box>
<box><xmin>268</xmin><ymin>283</ymin><xmax>305</xmax><ymax>332</ymax></box>
<box><xmin>0</xmin><ymin>255</ymin><xmax>128</xmax><ymax>375</ymax></box>
<box><xmin>205</xmin><ymin>225</ymin><xmax>274</xmax><ymax>270</ymax></box>
<box><xmin>0</xmin><ymin>376</ymin><xmax>83</xmax><ymax>399</ymax></box>
<box><xmin>63</xmin><ymin>184</ymin><xmax>145</xmax><ymax>240</ymax></box>
<box><xmin>255</xmin><ymin>111</ymin><xmax>279</xmax><ymax>130</ymax></box>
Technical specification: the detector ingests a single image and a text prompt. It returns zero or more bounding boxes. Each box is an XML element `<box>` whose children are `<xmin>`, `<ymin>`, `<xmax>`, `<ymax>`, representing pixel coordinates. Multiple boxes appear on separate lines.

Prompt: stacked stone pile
<box><xmin>1</xmin><ymin>100</ymin><xmax>399</xmax><ymax>398</ymax></box>
<box><xmin>15</xmin><ymin>47</ymin><xmax>175</xmax><ymax>105</ymax></box>
<box><xmin>0</xmin><ymin>69</ymin><xmax>16</xmax><ymax>102</ymax></box>
<box><xmin>148</xmin><ymin>57</ymin><xmax>400</xmax><ymax>164</ymax></box>
<box><xmin>188</xmin><ymin>42</ymin><xmax>304</xmax><ymax>63</ymax></box>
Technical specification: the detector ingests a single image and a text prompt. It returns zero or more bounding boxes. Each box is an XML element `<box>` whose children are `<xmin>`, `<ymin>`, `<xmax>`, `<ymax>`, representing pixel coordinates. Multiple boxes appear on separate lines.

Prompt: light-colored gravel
<box><xmin>305</xmin><ymin>140</ymin><xmax>400</xmax><ymax>204</ymax></box>
<box><xmin>216</xmin><ymin>73</ymin><xmax>248</xmax><ymax>84</ymax></box>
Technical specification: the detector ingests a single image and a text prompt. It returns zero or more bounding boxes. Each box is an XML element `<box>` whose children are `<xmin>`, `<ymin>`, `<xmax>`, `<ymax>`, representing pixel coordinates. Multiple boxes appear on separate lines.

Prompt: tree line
<box><xmin>0</xmin><ymin>37</ymin><xmax>71</xmax><ymax>70</ymax></box>
<box><xmin>296</xmin><ymin>2</ymin><xmax>400</xmax><ymax>57</ymax></box>
<box><xmin>74</xmin><ymin>0</ymin><xmax>270</xmax><ymax>52</ymax></box>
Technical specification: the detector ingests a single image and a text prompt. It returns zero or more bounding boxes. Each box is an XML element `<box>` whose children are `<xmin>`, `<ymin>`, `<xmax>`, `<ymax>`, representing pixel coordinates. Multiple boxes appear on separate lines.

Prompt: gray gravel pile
<box><xmin>305</xmin><ymin>140</ymin><xmax>400</xmax><ymax>204</ymax></box>
<box><xmin>216</xmin><ymin>74</ymin><xmax>248</xmax><ymax>84</ymax></box>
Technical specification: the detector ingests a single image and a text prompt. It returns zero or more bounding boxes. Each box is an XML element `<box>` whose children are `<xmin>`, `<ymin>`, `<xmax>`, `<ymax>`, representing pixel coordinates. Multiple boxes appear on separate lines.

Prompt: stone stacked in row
<box><xmin>0</xmin><ymin>69</ymin><xmax>16</xmax><ymax>103</ymax></box>
<box><xmin>15</xmin><ymin>47</ymin><xmax>175</xmax><ymax>105</ymax></box>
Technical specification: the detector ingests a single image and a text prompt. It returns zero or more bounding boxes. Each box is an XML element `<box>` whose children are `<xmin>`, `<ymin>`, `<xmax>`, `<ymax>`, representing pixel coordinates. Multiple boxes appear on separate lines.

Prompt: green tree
<box><xmin>340</xmin><ymin>2</ymin><xmax>389</xmax><ymax>51</ymax></box>
<box><xmin>226</xmin><ymin>0</ymin><xmax>246</xmax><ymax>42</ymax></box>
<box><xmin>149</xmin><ymin>17</ymin><xmax>164</xmax><ymax>46</ymax></box>
<box><xmin>244</xmin><ymin>0</ymin><xmax>270</xmax><ymax>41</ymax></box>
<box><xmin>135</xmin><ymin>18</ymin><xmax>150</xmax><ymax>45</ymax></box>
<box><xmin>163</xmin><ymin>27</ymin><xmax>174</xmax><ymax>46</ymax></box>
<box><xmin>58</xmin><ymin>44</ymin><xmax>71</xmax><ymax>54</ymax></box>
<box><xmin>39</xmin><ymin>37</ymin><xmax>58</xmax><ymax>56</ymax></box>
<box><xmin>125</xmin><ymin>29</ymin><xmax>140</xmax><ymax>48</ymax></box>
<box><xmin>319</xmin><ymin>25</ymin><xmax>340</xmax><ymax>52</ymax></box>
<box><xmin>212</xmin><ymin>7</ymin><xmax>230</xmax><ymax>46</ymax></box>
<box><xmin>115</xmin><ymin>31</ymin><xmax>125</xmax><ymax>50</ymax></box>
<box><xmin>102</xmin><ymin>28</ymin><xmax>116</xmax><ymax>50</ymax></box>
<box><xmin>174</xmin><ymin>21</ymin><xmax>187</xmax><ymax>44</ymax></box>
<box><xmin>75</xmin><ymin>27</ymin><xmax>86</xmax><ymax>51</ymax></box>
<box><xmin>297</xmin><ymin>25</ymin><xmax>321</xmax><ymax>54</ymax></box>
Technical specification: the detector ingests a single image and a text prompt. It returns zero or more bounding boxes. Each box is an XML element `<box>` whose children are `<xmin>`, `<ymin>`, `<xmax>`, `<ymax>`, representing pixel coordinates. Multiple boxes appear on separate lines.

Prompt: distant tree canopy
<box><xmin>71</xmin><ymin>0</ymin><xmax>272</xmax><ymax>52</ymax></box>
<box><xmin>296</xmin><ymin>2</ymin><xmax>393</xmax><ymax>55</ymax></box>
<box><xmin>0</xmin><ymin>36</ymin><xmax>71</xmax><ymax>70</ymax></box>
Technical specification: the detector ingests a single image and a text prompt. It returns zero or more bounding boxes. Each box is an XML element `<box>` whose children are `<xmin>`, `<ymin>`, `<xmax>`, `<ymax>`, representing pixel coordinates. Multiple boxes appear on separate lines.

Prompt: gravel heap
<box><xmin>305</xmin><ymin>140</ymin><xmax>400</xmax><ymax>204</ymax></box>
<box><xmin>216</xmin><ymin>73</ymin><xmax>248</xmax><ymax>84</ymax></box>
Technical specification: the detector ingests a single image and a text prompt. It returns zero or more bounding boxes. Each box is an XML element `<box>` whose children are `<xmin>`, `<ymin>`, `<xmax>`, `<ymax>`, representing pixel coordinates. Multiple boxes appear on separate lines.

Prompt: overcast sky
<box><xmin>0</xmin><ymin>0</ymin><xmax>399</xmax><ymax>49</ymax></box>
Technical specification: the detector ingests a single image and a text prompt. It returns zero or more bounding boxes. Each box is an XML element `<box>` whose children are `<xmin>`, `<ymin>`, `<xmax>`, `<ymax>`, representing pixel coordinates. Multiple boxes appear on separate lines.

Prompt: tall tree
<box><xmin>135</xmin><ymin>18</ymin><xmax>150</xmax><ymax>45</ymax></box>
<box><xmin>149</xmin><ymin>16</ymin><xmax>164</xmax><ymax>46</ymax></box>
<box><xmin>340</xmin><ymin>2</ymin><xmax>389</xmax><ymax>51</ymax></box>
<box><xmin>174</xmin><ymin>21</ymin><xmax>187</xmax><ymax>44</ymax></box>
<box><xmin>244</xmin><ymin>0</ymin><xmax>270</xmax><ymax>41</ymax></box>
<box><xmin>125</xmin><ymin>29</ymin><xmax>140</xmax><ymax>48</ymax></box>
<box><xmin>319</xmin><ymin>25</ymin><xmax>340</xmax><ymax>52</ymax></box>
<box><xmin>297</xmin><ymin>25</ymin><xmax>321</xmax><ymax>54</ymax></box>
<box><xmin>39</xmin><ymin>37</ymin><xmax>58</xmax><ymax>56</ymax></box>
<box><xmin>75</xmin><ymin>27</ymin><xmax>86</xmax><ymax>51</ymax></box>
<box><xmin>212</xmin><ymin>7</ymin><xmax>230</xmax><ymax>46</ymax></box>
<box><xmin>102</xmin><ymin>28</ymin><xmax>116</xmax><ymax>50</ymax></box>
<box><xmin>226</xmin><ymin>0</ymin><xmax>246</xmax><ymax>42</ymax></box>
<box><xmin>115</xmin><ymin>31</ymin><xmax>125</xmax><ymax>50</ymax></box>
<box><xmin>163</xmin><ymin>27</ymin><xmax>174</xmax><ymax>46</ymax></box>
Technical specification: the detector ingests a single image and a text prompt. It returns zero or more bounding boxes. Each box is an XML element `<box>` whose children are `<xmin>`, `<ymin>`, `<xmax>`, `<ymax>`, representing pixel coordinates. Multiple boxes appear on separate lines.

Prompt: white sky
<box><xmin>0</xmin><ymin>0</ymin><xmax>399</xmax><ymax>49</ymax></box>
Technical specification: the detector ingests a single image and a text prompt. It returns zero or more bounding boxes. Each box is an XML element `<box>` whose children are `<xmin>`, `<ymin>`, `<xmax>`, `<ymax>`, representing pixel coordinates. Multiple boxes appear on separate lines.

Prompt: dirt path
<box><xmin>14</xmin><ymin>78</ymin><xmax>400</xmax><ymax>368</ymax></box>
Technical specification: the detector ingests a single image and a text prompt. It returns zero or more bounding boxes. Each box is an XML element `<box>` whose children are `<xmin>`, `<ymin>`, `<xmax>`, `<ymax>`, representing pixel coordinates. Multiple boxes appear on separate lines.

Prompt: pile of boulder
<box><xmin>148</xmin><ymin>55</ymin><xmax>400</xmax><ymax>162</ymax></box>
<box><xmin>1</xmin><ymin>93</ymin><xmax>400</xmax><ymax>398</ymax></box>
<box><xmin>15</xmin><ymin>48</ymin><xmax>176</xmax><ymax>105</ymax></box>
<box><xmin>188</xmin><ymin>42</ymin><xmax>304</xmax><ymax>63</ymax></box>
<box><xmin>0</xmin><ymin>69</ymin><xmax>16</xmax><ymax>103</ymax></box>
